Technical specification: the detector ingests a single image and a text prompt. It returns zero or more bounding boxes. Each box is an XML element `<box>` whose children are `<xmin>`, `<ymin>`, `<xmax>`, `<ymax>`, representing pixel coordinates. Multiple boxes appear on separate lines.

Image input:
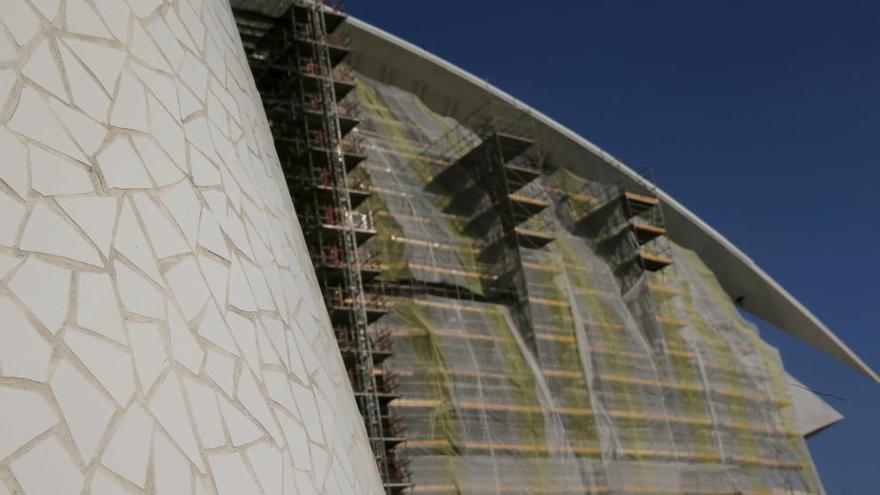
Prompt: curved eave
<box><xmin>341</xmin><ymin>16</ymin><xmax>878</xmax><ymax>383</ymax></box>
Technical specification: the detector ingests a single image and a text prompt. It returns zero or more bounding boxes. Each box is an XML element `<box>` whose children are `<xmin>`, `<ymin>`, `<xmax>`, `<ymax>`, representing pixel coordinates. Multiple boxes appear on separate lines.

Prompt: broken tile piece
<box><xmin>59</xmin><ymin>42</ymin><xmax>111</xmax><ymax>123</ymax></box>
<box><xmin>183</xmin><ymin>377</ymin><xmax>225</xmax><ymax>449</ymax></box>
<box><xmin>168</xmin><ymin>306</ymin><xmax>203</xmax><ymax>374</ymax></box>
<box><xmin>109</xmin><ymin>71</ymin><xmax>149</xmax><ymax>132</ymax></box>
<box><xmin>148</xmin><ymin>370</ymin><xmax>205</xmax><ymax>472</ymax></box>
<box><xmin>77</xmin><ymin>271</ymin><xmax>127</xmax><ymax>343</ymax></box>
<box><xmin>204</xmin><ymin>350</ymin><xmax>235</xmax><ymax>397</ymax></box>
<box><xmin>66</xmin><ymin>0</ymin><xmax>112</xmax><ymax>39</ymax></box>
<box><xmin>30</xmin><ymin>144</ymin><xmax>94</xmax><ymax>195</ymax></box>
<box><xmin>48</xmin><ymin>97</ymin><xmax>108</xmax><ymax>155</ymax></box>
<box><xmin>8</xmin><ymin>256</ymin><xmax>71</xmax><ymax>334</ymax></box>
<box><xmin>113</xmin><ymin>260</ymin><xmax>164</xmax><ymax>319</ymax></box>
<box><xmin>50</xmin><ymin>359</ymin><xmax>117</xmax><ymax>462</ymax></box>
<box><xmin>101</xmin><ymin>403</ymin><xmax>152</xmax><ymax>487</ymax></box>
<box><xmin>165</xmin><ymin>256</ymin><xmax>210</xmax><ymax>320</ymax></box>
<box><xmin>128</xmin><ymin>320</ymin><xmax>168</xmax><ymax>395</ymax></box>
<box><xmin>114</xmin><ymin>197</ymin><xmax>162</xmax><ymax>283</ymax></box>
<box><xmin>0</xmin><ymin>189</ymin><xmax>25</xmax><ymax>247</ymax></box>
<box><xmin>20</xmin><ymin>200</ymin><xmax>102</xmax><ymax>266</ymax></box>
<box><xmin>0</xmin><ymin>386</ymin><xmax>58</xmax><ymax>459</ymax></box>
<box><xmin>2</xmin><ymin>0</ymin><xmax>40</xmax><ymax>45</ymax></box>
<box><xmin>97</xmin><ymin>136</ymin><xmax>153</xmax><ymax>189</ymax></box>
<box><xmin>217</xmin><ymin>394</ymin><xmax>264</xmax><ymax>447</ymax></box>
<box><xmin>9</xmin><ymin>435</ymin><xmax>83</xmax><ymax>495</ymax></box>
<box><xmin>21</xmin><ymin>38</ymin><xmax>67</xmax><ymax>102</ymax></box>
<box><xmin>8</xmin><ymin>87</ymin><xmax>86</xmax><ymax>162</ymax></box>
<box><xmin>0</xmin><ymin>296</ymin><xmax>52</xmax><ymax>381</ymax></box>
<box><xmin>132</xmin><ymin>134</ymin><xmax>184</xmax><ymax>188</ymax></box>
<box><xmin>207</xmin><ymin>452</ymin><xmax>262</xmax><ymax>495</ymax></box>
<box><xmin>63</xmin><ymin>327</ymin><xmax>135</xmax><ymax>406</ymax></box>
<box><xmin>132</xmin><ymin>191</ymin><xmax>189</xmax><ymax>258</ymax></box>
<box><xmin>0</xmin><ymin>128</ymin><xmax>28</xmax><ymax>199</ymax></box>
<box><xmin>152</xmin><ymin>430</ymin><xmax>192</xmax><ymax>495</ymax></box>
<box><xmin>56</xmin><ymin>195</ymin><xmax>118</xmax><ymax>258</ymax></box>
<box><xmin>63</xmin><ymin>37</ymin><xmax>126</xmax><ymax>95</ymax></box>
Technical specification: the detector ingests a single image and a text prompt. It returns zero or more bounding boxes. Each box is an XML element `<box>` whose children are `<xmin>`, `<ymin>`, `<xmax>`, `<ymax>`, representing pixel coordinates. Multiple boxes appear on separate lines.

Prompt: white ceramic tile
<box><xmin>262</xmin><ymin>370</ymin><xmax>297</xmax><ymax>415</ymax></box>
<box><xmin>198</xmin><ymin>208</ymin><xmax>230</xmax><ymax>260</ymax></box>
<box><xmin>226</xmin><ymin>311</ymin><xmax>259</xmax><ymax>375</ymax></box>
<box><xmin>0</xmin><ymin>386</ymin><xmax>58</xmax><ymax>459</ymax></box>
<box><xmin>62</xmin><ymin>37</ymin><xmax>125</xmax><ymax>95</ymax></box>
<box><xmin>21</xmin><ymin>38</ymin><xmax>67</xmax><ymax>102</ymax></box>
<box><xmin>109</xmin><ymin>71</ymin><xmax>149</xmax><ymax>132</ymax></box>
<box><xmin>91</xmin><ymin>0</ymin><xmax>131</xmax><ymax>41</ymax></box>
<box><xmin>113</xmin><ymin>260</ymin><xmax>164</xmax><ymax>319</ymax></box>
<box><xmin>276</xmin><ymin>410</ymin><xmax>310</xmax><ymax>471</ymax></box>
<box><xmin>148</xmin><ymin>370</ymin><xmax>205</xmax><ymax>472</ymax></box>
<box><xmin>0</xmin><ymin>128</ymin><xmax>27</xmax><ymax>200</ymax></box>
<box><xmin>48</xmin><ymin>97</ymin><xmax>108</xmax><ymax>155</ymax></box>
<box><xmin>204</xmin><ymin>350</ymin><xmax>235</xmax><ymax>397</ymax></box>
<box><xmin>0</xmin><ymin>252</ymin><xmax>22</xmax><ymax>278</ymax></box>
<box><xmin>183</xmin><ymin>377</ymin><xmax>225</xmax><ymax>449</ymax></box>
<box><xmin>225</xmin><ymin>208</ymin><xmax>252</xmax><ymax>259</ymax></box>
<box><xmin>149</xmin><ymin>95</ymin><xmax>186</xmax><ymax>167</ymax></box>
<box><xmin>228</xmin><ymin>255</ymin><xmax>257</xmax><ymax>312</ymax></box>
<box><xmin>9</xmin><ymin>435</ymin><xmax>83</xmax><ymax>494</ymax></box>
<box><xmin>8</xmin><ymin>87</ymin><xmax>86</xmax><ymax>161</ymax></box>
<box><xmin>130</xmin><ymin>21</ymin><xmax>171</xmax><ymax>73</ymax></box>
<box><xmin>126</xmin><ymin>0</ymin><xmax>162</xmax><ymax>18</ymax></box>
<box><xmin>101</xmin><ymin>403</ymin><xmax>153</xmax><ymax>487</ymax></box>
<box><xmin>197</xmin><ymin>253</ymin><xmax>228</xmax><ymax>306</ymax></box>
<box><xmin>132</xmin><ymin>191</ymin><xmax>189</xmax><ymax>258</ymax></box>
<box><xmin>114</xmin><ymin>198</ymin><xmax>162</xmax><ymax>283</ymax></box>
<box><xmin>256</xmin><ymin>323</ymin><xmax>281</xmax><ymax>366</ymax></box>
<box><xmin>2</xmin><ymin>0</ymin><xmax>40</xmax><ymax>45</ymax></box>
<box><xmin>57</xmin><ymin>195</ymin><xmax>118</xmax><ymax>257</ymax></box>
<box><xmin>207</xmin><ymin>452</ymin><xmax>262</xmax><ymax>495</ymax></box>
<box><xmin>98</xmin><ymin>136</ymin><xmax>153</xmax><ymax>189</ymax></box>
<box><xmin>59</xmin><ymin>43</ymin><xmax>112</xmax><ymax>122</ymax></box>
<box><xmin>217</xmin><ymin>393</ymin><xmax>263</xmax><ymax>447</ymax></box>
<box><xmin>0</xmin><ymin>68</ymin><xmax>18</xmax><ymax>109</ymax></box>
<box><xmin>246</xmin><ymin>443</ymin><xmax>283</xmax><ymax>495</ymax></box>
<box><xmin>198</xmin><ymin>303</ymin><xmax>238</xmax><ymax>356</ymax></box>
<box><xmin>30</xmin><ymin>144</ymin><xmax>94</xmax><ymax>195</ymax></box>
<box><xmin>20</xmin><ymin>200</ymin><xmax>102</xmax><ymax>266</ymax></box>
<box><xmin>66</xmin><ymin>0</ymin><xmax>112</xmax><ymax>39</ymax></box>
<box><xmin>8</xmin><ymin>255</ymin><xmax>71</xmax><ymax>334</ymax></box>
<box><xmin>191</xmin><ymin>146</ymin><xmax>221</xmax><ymax>186</ymax></box>
<box><xmin>153</xmin><ymin>430</ymin><xmax>192</xmax><ymax>495</ymax></box>
<box><xmin>29</xmin><ymin>0</ymin><xmax>62</xmax><ymax>20</ymax></box>
<box><xmin>159</xmin><ymin>179</ymin><xmax>201</xmax><ymax>247</ymax></box>
<box><xmin>50</xmin><ymin>359</ymin><xmax>117</xmax><ymax>462</ymax></box>
<box><xmin>178</xmin><ymin>51</ymin><xmax>208</xmax><ymax>100</ymax></box>
<box><xmin>311</xmin><ymin>443</ymin><xmax>329</xmax><ymax>488</ymax></box>
<box><xmin>237</xmin><ymin>368</ymin><xmax>283</xmax><ymax>446</ymax></box>
<box><xmin>165</xmin><ymin>256</ymin><xmax>210</xmax><ymax>320</ymax></box>
<box><xmin>63</xmin><ymin>326</ymin><xmax>134</xmax><ymax>406</ymax></box>
<box><xmin>0</xmin><ymin>189</ymin><xmax>25</xmax><ymax>247</ymax></box>
<box><xmin>291</xmin><ymin>381</ymin><xmax>323</xmax><ymax>444</ymax></box>
<box><xmin>146</xmin><ymin>18</ymin><xmax>184</xmax><ymax>72</ymax></box>
<box><xmin>77</xmin><ymin>271</ymin><xmax>127</xmax><ymax>343</ymax></box>
<box><xmin>132</xmin><ymin>134</ymin><xmax>185</xmax><ymax>188</ymax></box>
<box><xmin>90</xmin><ymin>470</ymin><xmax>133</xmax><ymax>495</ymax></box>
<box><xmin>242</xmin><ymin>257</ymin><xmax>274</xmax><ymax>311</ymax></box>
<box><xmin>164</xmin><ymin>9</ymin><xmax>197</xmax><ymax>54</ymax></box>
<box><xmin>128</xmin><ymin>320</ymin><xmax>168</xmax><ymax>395</ymax></box>
<box><xmin>132</xmin><ymin>62</ymin><xmax>180</xmax><ymax>121</ymax></box>
<box><xmin>168</xmin><ymin>306</ymin><xmax>204</xmax><ymax>374</ymax></box>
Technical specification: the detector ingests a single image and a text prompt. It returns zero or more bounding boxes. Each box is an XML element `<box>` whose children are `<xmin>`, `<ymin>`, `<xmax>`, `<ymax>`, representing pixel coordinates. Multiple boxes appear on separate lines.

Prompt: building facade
<box><xmin>0</xmin><ymin>1</ymin><xmax>871</xmax><ymax>495</ymax></box>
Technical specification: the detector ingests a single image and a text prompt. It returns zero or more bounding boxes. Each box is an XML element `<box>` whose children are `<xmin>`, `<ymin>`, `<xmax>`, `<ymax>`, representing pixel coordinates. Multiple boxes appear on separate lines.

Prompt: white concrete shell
<box><xmin>340</xmin><ymin>16</ymin><xmax>878</xmax><ymax>383</ymax></box>
<box><xmin>0</xmin><ymin>1</ymin><xmax>383</xmax><ymax>494</ymax></box>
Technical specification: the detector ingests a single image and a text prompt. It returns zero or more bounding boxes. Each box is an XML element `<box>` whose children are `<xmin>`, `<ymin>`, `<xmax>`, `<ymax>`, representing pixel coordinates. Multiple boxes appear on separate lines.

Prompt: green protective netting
<box><xmin>347</xmin><ymin>73</ymin><xmax>824</xmax><ymax>495</ymax></box>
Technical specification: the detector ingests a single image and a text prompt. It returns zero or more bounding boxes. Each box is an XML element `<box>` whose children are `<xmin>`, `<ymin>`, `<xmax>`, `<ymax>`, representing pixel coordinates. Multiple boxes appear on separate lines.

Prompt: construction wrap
<box><xmin>348</xmin><ymin>72</ymin><xmax>823</xmax><ymax>495</ymax></box>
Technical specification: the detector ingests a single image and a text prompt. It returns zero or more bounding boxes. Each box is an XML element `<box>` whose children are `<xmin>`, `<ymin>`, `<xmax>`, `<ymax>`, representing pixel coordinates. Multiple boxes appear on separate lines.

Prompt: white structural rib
<box><xmin>341</xmin><ymin>16</ymin><xmax>878</xmax><ymax>383</ymax></box>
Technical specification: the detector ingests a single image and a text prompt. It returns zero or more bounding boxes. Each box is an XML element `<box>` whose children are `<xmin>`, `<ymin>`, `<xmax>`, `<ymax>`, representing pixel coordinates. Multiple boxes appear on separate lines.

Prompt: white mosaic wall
<box><xmin>0</xmin><ymin>0</ymin><xmax>384</xmax><ymax>493</ymax></box>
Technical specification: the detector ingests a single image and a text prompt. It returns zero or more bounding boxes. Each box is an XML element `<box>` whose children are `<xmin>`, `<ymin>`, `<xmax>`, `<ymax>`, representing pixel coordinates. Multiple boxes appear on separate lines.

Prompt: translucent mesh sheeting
<box><xmin>350</xmin><ymin>73</ymin><xmax>824</xmax><ymax>495</ymax></box>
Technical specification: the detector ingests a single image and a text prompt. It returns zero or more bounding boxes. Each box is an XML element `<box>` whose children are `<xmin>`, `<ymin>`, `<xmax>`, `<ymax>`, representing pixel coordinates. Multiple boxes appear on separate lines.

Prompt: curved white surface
<box><xmin>341</xmin><ymin>16</ymin><xmax>878</xmax><ymax>383</ymax></box>
<box><xmin>0</xmin><ymin>1</ymin><xmax>383</xmax><ymax>494</ymax></box>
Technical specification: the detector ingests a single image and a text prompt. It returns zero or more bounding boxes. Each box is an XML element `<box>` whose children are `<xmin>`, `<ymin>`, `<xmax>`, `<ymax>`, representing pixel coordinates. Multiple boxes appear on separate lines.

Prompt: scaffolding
<box><xmin>233</xmin><ymin>2</ymin><xmax>410</xmax><ymax>492</ymax></box>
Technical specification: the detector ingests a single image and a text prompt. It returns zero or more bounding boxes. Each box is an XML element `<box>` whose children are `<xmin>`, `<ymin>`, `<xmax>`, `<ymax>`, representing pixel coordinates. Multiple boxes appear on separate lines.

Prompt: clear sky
<box><xmin>346</xmin><ymin>1</ymin><xmax>880</xmax><ymax>493</ymax></box>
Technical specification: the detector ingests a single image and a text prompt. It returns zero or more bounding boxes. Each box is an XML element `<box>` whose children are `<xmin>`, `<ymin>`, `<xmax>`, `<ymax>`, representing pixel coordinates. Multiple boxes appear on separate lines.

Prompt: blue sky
<box><xmin>347</xmin><ymin>1</ymin><xmax>880</xmax><ymax>493</ymax></box>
